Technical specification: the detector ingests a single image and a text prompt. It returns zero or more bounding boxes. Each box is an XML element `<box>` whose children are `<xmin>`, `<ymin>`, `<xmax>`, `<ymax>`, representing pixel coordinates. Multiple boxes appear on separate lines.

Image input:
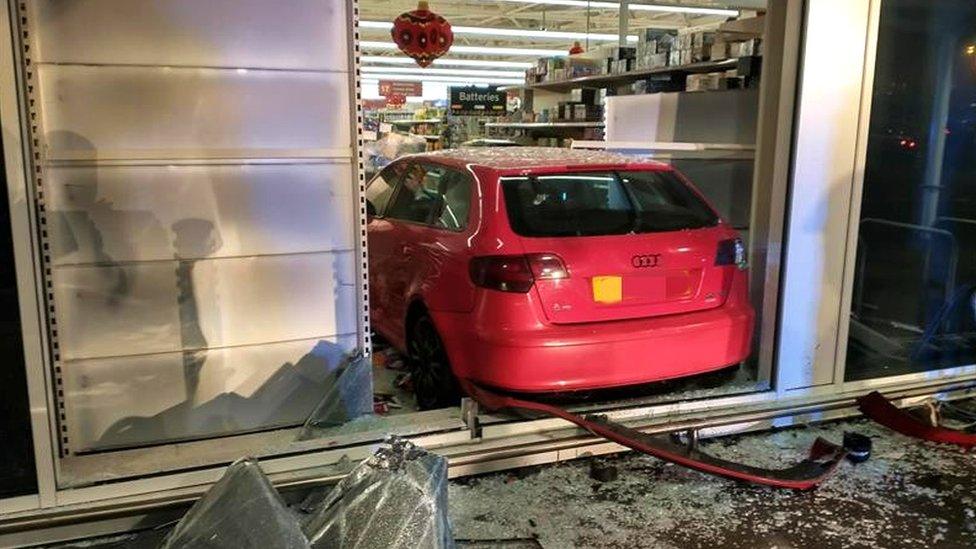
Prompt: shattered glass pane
<box><xmin>161</xmin><ymin>458</ymin><xmax>310</xmax><ymax>548</ymax></box>
<box><xmin>302</xmin><ymin>437</ymin><xmax>454</xmax><ymax>549</ymax></box>
<box><xmin>298</xmin><ymin>351</ymin><xmax>374</xmax><ymax>439</ymax></box>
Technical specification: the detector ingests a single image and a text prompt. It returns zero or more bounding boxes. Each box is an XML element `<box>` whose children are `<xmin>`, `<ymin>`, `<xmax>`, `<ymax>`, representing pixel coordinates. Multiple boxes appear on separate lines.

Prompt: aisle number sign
<box><xmin>449</xmin><ymin>86</ymin><xmax>506</xmax><ymax>116</ymax></box>
<box><xmin>378</xmin><ymin>80</ymin><xmax>423</xmax><ymax>97</ymax></box>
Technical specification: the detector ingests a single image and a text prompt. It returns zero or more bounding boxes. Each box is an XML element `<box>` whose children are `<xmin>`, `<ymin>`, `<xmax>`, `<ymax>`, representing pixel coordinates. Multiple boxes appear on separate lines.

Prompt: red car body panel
<box><xmin>366</xmin><ymin>148</ymin><xmax>755</xmax><ymax>392</ymax></box>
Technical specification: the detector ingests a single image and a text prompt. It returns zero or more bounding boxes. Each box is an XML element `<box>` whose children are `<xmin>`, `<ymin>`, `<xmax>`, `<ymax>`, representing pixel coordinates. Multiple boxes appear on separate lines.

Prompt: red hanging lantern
<box><xmin>390</xmin><ymin>1</ymin><xmax>453</xmax><ymax>68</ymax></box>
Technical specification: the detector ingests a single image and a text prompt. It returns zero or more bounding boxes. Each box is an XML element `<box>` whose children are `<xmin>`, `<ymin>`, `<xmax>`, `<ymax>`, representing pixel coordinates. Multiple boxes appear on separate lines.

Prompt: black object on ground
<box><xmin>842</xmin><ymin>431</ymin><xmax>872</xmax><ymax>463</ymax></box>
<box><xmin>589</xmin><ymin>459</ymin><xmax>619</xmax><ymax>482</ymax></box>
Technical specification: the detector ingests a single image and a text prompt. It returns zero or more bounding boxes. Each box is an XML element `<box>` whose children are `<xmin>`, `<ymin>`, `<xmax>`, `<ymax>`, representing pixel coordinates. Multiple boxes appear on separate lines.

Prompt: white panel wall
<box><xmin>776</xmin><ymin>0</ymin><xmax>871</xmax><ymax>390</ymax></box>
<box><xmin>26</xmin><ymin>0</ymin><xmax>363</xmax><ymax>452</ymax></box>
<box><xmin>36</xmin><ymin>65</ymin><xmax>351</xmax><ymax>158</ymax></box>
<box><xmin>30</xmin><ymin>0</ymin><xmax>349</xmax><ymax>70</ymax></box>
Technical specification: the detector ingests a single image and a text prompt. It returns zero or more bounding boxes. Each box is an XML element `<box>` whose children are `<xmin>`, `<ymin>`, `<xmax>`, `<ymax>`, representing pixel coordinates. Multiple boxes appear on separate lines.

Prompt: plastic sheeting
<box><xmin>302</xmin><ymin>437</ymin><xmax>454</xmax><ymax>549</ymax></box>
<box><xmin>161</xmin><ymin>437</ymin><xmax>453</xmax><ymax>548</ymax></box>
<box><xmin>161</xmin><ymin>458</ymin><xmax>309</xmax><ymax>548</ymax></box>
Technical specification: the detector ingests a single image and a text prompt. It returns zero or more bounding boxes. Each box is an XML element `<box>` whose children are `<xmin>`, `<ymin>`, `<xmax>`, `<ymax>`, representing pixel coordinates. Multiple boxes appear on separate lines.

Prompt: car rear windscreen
<box><xmin>500</xmin><ymin>170</ymin><xmax>719</xmax><ymax>237</ymax></box>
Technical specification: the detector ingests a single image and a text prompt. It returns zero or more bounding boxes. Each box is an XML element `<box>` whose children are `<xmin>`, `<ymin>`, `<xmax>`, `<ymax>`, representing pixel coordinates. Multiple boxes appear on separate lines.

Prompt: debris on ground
<box><xmin>160</xmin><ymin>458</ymin><xmax>309</xmax><ymax>548</ymax></box>
<box><xmin>449</xmin><ymin>419</ymin><xmax>976</xmax><ymax>548</ymax></box>
<box><xmin>161</xmin><ymin>437</ymin><xmax>453</xmax><ymax>549</ymax></box>
<box><xmin>302</xmin><ymin>436</ymin><xmax>453</xmax><ymax>548</ymax></box>
<box><xmin>589</xmin><ymin>459</ymin><xmax>619</xmax><ymax>483</ymax></box>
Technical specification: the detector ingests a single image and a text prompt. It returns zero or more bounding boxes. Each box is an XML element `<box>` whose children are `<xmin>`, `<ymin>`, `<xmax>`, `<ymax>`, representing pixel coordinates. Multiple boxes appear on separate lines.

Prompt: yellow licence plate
<box><xmin>592</xmin><ymin>275</ymin><xmax>622</xmax><ymax>304</ymax></box>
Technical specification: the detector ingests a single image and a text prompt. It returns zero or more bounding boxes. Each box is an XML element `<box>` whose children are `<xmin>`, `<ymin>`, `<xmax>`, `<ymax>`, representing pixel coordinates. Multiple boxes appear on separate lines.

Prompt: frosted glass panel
<box><xmin>53</xmin><ymin>252</ymin><xmax>358</xmax><ymax>361</ymax></box>
<box><xmin>30</xmin><ymin>0</ymin><xmax>348</xmax><ymax>71</ymax></box>
<box><xmin>46</xmin><ymin>163</ymin><xmax>356</xmax><ymax>264</ymax></box>
<box><xmin>26</xmin><ymin>0</ymin><xmax>367</xmax><ymax>457</ymax></box>
<box><xmin>37</xmin><ymin>65</ymin><xmax>351</xmax><ymax>157</ymax></box>
<box><xmin>62</xmin><ymin>335</ymin><xmax>358</xmax><ymax>452</ymax></box>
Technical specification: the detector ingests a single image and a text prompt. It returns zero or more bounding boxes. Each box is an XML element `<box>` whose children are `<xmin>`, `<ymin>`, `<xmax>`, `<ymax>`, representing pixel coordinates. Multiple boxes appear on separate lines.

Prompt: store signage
<box><xmin>362</xmin><ymin>98</ymin><xmax>388</xmax><ymax>111</ymax></box>
<box><xmin>385</xmin><ymin>93</ymin><xmax>407</xmax><ymax>107</ymax></box>
<box><xmin>379</xmin><ymin>80</ymin><xmax>423</xmax><ymax>97</ymax></box>
<box><xmin>449</xmin><ymin>86</ymin><xmax>506</xmax><ymax>116</ymax></box>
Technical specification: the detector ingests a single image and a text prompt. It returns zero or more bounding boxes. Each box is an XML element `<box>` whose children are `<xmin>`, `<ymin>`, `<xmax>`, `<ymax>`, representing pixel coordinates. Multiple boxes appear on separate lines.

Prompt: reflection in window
<box><xmin>846</xmin><ymin>0</ymin><xmax>976</xmax><ymax>380</ymax></box>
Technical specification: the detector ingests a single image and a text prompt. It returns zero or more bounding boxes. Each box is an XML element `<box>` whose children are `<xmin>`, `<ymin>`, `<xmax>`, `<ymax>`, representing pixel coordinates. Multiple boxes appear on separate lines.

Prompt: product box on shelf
<box><xmin>685</xmin><ymin>71</ymin><xmax>728</xmax><ymax>92</ymax></box>
<box><xmin>569</xmin><ymin>88</ymin><xmax>598</xmax><ymax>104</ymax></box>
<box><xmin>563</xmin><ymin>56</ymin><xmax>602</xmax><ymax>79</ymax></box>
<box><xmin>648</xmin><ymin>52</ymin><xmax>668</xmax><ymax>69</ymax></box>
<box><xmin>643</xmin><ymin>72</ymin><xmax>685</xmax><ymax>93</ymax></box>
<box><xmin>668</xmin><ymin>49</ymin><xmax>680</xmax><ymax>67</ymax></box>
<box><xmin>710</xmin><ymin>41</ymin><xmax>730</xmax><ymax>61</ymax></box>
<box><xmin>730</xmin><ymin>38</ymin><xmax>763</xmax><ymax>58</ymax></box>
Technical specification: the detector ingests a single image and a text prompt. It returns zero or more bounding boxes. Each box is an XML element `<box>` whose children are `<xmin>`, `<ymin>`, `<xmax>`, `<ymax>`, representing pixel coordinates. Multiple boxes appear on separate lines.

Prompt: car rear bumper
<box><xmin>432</xmin><ymin>297</ymin><xmax>755</xmax><ymax>393</ymax></box>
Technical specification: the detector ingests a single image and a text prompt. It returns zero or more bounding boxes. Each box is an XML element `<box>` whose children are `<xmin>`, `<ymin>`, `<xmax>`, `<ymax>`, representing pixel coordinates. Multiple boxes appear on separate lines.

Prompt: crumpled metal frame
<box><xmin>462</xmin><ymin>381</ymin><xmax>847</xmax><ymax>490</ymax></box>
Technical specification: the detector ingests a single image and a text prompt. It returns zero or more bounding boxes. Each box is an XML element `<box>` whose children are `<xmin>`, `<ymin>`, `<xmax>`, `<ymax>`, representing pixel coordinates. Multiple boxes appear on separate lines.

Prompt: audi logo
<box><xmin>631</xmin><ymin>254</ymin><xmax>661</xmax><ymax>268</ymax></box>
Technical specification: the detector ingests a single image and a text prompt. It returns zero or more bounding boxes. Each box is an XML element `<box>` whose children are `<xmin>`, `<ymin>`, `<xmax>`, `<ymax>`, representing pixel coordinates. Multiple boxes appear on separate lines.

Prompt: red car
<box><xmin>365</xmin><ymin>148</ymin><xmax>754</xmax><ymax>409</ymax></box>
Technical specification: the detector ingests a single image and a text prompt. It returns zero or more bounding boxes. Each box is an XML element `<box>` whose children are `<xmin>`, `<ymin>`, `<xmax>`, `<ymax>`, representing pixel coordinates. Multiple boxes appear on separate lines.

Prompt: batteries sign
<box><xmin>449</xmin><ymin>86</ymin><xmax>506</xmax><ymax>116</ymax></box>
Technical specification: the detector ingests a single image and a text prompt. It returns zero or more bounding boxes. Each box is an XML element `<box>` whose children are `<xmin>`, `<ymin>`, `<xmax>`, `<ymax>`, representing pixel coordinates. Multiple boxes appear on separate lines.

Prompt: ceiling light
<box><xmin>360</xmin><ymin>41</ymin><xmax>567</xmax><ymax>57</ymax></box>
<box><xmin>361</xmin><ymin>56</ymin><xmax>534</xmax><ymax>69</ymax></box>
<box><xmin>362</xmin><ymin>66</ymin><xmax>524</xmax><ymax>78</ymax></box>
<box><xmin>493</xmin><ymin>0</ymin><xmax>739</xmax><ymax>17</ymax></box>
<box><xmin>361</xmin><ymin>73</ymin><xmax>523</xmax><ymax>85</ymax></box>
<box><xmin>362</xmin><ymin>21</ymin><xmax>637</xmax><ymax>42</ymax></box>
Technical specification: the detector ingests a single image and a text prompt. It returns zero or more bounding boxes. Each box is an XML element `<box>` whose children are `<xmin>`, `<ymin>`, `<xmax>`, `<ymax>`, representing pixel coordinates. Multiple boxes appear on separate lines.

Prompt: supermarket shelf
<box><xmin>484</xmin><ymin>121</ymin><xmax>604</xmax><ymax>129</ymax></box>
<box><xmin>392</xmin><ymin>118</ymin><xmax>443</xmax><ymax>124</ymax></box>
<box><xmin>522</xmin><ymin>58</ymin><xmax>741</xmax><ymax>93</ymax></box>
<box><xmin>409</xmin><ymin>133</ymin><xmax>442</xmax><ymax>140</ymax></box>
<box><xmin>572</xmin><ymin>140</ymin><xmax>756</xmax><ymax>160</ymax></box>
<box><xmin>572</xmin><ymin>140</ymin><xmax>755</xmax><ymax>151</ymax></box>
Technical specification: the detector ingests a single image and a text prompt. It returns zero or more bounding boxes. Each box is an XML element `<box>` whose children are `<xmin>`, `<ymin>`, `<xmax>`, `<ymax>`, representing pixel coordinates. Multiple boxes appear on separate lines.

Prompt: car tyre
<box><xmin>408</xmin><ymin>313</ymin><xmax>461</xmax><ymax>410</ymax></box>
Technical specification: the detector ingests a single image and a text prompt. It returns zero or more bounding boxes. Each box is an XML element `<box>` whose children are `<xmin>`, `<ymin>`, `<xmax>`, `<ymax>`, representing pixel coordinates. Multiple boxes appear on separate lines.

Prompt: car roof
<box><xmin>399</xmin><ymin>146</ymin><xmax>670</xmax><ymax>173</ymax></box>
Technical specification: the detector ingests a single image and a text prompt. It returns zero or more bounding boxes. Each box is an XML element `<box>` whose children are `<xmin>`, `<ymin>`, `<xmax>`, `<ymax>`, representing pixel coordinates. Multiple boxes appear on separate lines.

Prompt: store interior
<box><xmin>349</xmin><ymin>0</ymin><xmax>774</xmax><ymax>426</ymax></box>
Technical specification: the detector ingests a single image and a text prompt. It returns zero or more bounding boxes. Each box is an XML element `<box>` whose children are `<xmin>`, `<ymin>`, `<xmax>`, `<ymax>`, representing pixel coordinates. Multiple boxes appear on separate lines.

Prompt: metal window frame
<box><xmin>0</xmin><ymin>0</ymin><xmax>60</xmax><ymax>509</ymax></box>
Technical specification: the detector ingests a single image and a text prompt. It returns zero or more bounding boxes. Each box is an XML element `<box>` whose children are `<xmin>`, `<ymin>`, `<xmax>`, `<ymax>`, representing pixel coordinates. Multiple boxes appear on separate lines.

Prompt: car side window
<box><xmin>429</xmin><ymin>166</ymin><xmax>472</xmax><ymax>231</ymax></box>
<box><xmin>385</xmin><ymin>162</ymin><xmax>473</xmax><ymax>229</ymax></box>
<box><xmin>385</xmin><ymin>163</ymin><xmax>438</xmax><ymax>224</ymax></box>
<box><xmin>365</xmin><ymin>163</ymin><xmax>404</xmax><ymax>217</ymax></box>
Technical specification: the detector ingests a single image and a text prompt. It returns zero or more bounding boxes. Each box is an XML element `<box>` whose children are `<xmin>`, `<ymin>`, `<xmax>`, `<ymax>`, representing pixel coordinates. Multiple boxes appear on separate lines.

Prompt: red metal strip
<box><xmin>463</xmin><ymin>381</ymin><xmax>846</xmax><ymax>490</ymax></box>
<box><xmin>857</xmin><ymin>391</ymin><xmax>976</xmax><ymax>448</ymax></box>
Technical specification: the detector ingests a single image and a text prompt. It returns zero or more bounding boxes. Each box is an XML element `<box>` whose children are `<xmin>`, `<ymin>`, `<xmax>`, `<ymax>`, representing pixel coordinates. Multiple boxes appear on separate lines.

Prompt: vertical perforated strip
<box><xmin>347</xmin><ymin>0</ymin><xmax>371</xmax><ymax>357</ymax></box>
<box><xmin>15</xmin><ymin>0</ymin><xmax>70</xmax><ymax>456</ymax></box>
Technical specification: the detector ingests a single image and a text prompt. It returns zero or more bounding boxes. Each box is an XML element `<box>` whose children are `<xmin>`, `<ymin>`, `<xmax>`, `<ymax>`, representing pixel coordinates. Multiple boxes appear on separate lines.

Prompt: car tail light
<box><xmin>526</xmin><ymin>253</ymin><xmax>569</xmax><ymax>280</ymax></box>
<box><xmin>716</xmin><ymin>238</ymin><xmax>747</xmax><ymax>270</ymax></box>
<box><xmin>470</xmin><ymin>253</ymin><xmax>569</xmax><ymax>293</ymax></box>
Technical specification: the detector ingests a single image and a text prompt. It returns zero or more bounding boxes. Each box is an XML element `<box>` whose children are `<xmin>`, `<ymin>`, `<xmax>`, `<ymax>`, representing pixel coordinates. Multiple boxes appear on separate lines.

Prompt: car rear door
<box><xmin>499</xmin><ymin>169</ymin><xmax>737</xmax><ymax>325</ymax></box>
<box><xmin>366</xmin><ymin>161</ymin><xmax>408</xmax><ymax>337</ymax></box>
<box><xmin>406</xmin><ymin>162</ymin><xmax>477</xmax><ymax>313</ymax></box>
<box><xmin>378</xmin><ymin>162</ymin><xmax>442</xmax><ymax>332</ymax></box>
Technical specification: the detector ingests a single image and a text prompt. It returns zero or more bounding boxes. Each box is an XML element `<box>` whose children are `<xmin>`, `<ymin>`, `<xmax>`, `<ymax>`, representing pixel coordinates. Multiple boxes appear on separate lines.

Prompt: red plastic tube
<box><xmin>463</xmin><ymin>380</ymin><xmax>846</xmax><ymax>490</ymax></box>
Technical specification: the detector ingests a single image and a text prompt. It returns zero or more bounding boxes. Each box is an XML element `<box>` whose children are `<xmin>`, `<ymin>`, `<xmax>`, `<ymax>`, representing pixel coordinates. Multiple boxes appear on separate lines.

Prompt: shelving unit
<box><xmin>391</xmin><ymin>118</ymin><xmax>443</xmax><ymax>125</ymax></box>
<box><xmin>483</xmin><ymin>120</ymin><xmax>605</xmax><ymax>144</ymax></box>
<box><xmin>484</xmin><ymin>121</ymin><xmax>604</xmax><ymax>129</ymax></box>
<box><xmin>521</xmin><ymin>58</ymin><xmax>740</xmax><ymax>93</ymax></box>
